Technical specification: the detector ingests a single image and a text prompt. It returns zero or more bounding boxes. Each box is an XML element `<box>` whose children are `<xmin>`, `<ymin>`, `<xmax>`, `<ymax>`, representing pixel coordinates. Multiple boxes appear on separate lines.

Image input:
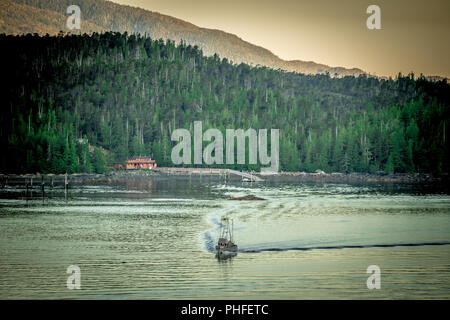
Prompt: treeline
<box><xmin>1</xmin><ymin>32</ymin><xmax>449</xmax><ymax>174</ymax></box>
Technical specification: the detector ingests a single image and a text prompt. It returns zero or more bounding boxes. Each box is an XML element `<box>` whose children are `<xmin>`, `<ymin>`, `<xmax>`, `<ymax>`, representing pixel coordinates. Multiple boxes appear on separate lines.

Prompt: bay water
<box><xmin>0</xmin><ymin>178</ymin><xmax>449</xmax><ymax>299</ymax></box>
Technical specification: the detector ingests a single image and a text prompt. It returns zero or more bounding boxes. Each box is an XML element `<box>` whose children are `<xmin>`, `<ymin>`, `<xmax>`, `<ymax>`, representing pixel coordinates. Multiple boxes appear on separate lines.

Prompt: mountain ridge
<box><xmin>2</xmin><ymin>0</ymin><xmax>366</xmax><ymax>77</ymax></box>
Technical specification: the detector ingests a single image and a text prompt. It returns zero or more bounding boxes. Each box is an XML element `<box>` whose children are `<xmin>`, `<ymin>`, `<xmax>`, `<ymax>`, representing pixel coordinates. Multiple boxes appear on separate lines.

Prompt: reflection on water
<box><xmin>216</xmin><ymin>252</ymin><xmax>238</xmax><ymax>261</ymax></box>
<box><xmin>125</xmin><ymin>178</ymin><xmax>156</xmax><ymax>192</ymax></box>
<box><xmin>0</xmin><ymin>178</ymin><xmax>449</xmax><ymax>299</ymax></box>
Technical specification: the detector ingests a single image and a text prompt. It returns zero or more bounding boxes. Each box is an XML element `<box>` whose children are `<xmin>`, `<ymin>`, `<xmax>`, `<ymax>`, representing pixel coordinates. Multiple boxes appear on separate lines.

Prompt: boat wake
<box><xmin>239</xmin><ymin>241</ymin><xmax>450</xmax><ymax>253</ymax></box>
<box><xmin>201</xmin><ymin>193</ymin><xmax>450</xmax><ymax>255</ymax></box>
<box><xmin>203</xmin><ymin>231</ymin><xmax>216</xmax><ymax>253</ymax></box>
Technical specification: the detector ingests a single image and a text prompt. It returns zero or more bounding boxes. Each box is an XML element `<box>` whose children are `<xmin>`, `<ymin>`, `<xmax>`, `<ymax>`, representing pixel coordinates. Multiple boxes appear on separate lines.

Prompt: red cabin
<box><xmin>114</xmin><ymin>157</ymin><xmax>157</xmax><ymax>170</ymax></box>
<box><xmin>125</xmin><ymin>156</ymin><xmax>157</xmax><ymax>169</ymax></box>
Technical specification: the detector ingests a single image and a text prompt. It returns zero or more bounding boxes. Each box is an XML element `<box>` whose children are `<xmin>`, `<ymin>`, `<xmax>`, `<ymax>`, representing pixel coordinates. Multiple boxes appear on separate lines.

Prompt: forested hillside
<box><xmin>1</xmin><ymin>32</ymin><xmax>449</xmax><ymax>174</ymax></box>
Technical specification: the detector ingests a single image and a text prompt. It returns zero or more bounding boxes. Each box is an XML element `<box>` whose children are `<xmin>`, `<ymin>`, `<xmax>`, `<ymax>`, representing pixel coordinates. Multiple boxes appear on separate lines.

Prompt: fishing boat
<box><xmin>216</xmin><ymin>216</ymin><xmax>238</xmax><ymax>258</ymax></box>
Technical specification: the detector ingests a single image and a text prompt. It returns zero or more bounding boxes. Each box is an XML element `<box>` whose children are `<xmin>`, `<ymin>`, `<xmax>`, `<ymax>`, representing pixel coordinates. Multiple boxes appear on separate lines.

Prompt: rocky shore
<box><xmin>267</xmin><ymin>171</ymin><xmax>449</xmax><ymax>183</ymax></box>
<box><xmin>1</xmin><ymin>169</ymin><xmax>448</xmax><ymax>185</ymax></box>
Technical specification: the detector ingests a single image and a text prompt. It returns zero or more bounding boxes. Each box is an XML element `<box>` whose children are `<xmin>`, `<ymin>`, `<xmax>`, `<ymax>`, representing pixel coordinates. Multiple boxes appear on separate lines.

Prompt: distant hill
<box><xmin>2</xmin><ymin>0</ymin><xmax>366</xmax><ymax>77</ymax></box>
<box><xmin>0</xmin><ymin>0</ymin><xmax>104</xmax><ymax>35</ymax></box>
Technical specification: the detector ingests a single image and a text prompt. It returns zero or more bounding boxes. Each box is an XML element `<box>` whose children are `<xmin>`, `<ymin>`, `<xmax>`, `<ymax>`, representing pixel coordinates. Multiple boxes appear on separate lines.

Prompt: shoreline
<box><xmin>0</xmin><ymin>169</ymin><xmax>448</xmax><ymax>184</ymax></box>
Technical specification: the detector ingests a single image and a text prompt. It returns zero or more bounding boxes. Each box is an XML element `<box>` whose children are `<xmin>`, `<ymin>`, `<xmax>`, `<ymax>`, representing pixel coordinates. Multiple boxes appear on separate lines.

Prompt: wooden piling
<box><xmin>41</xmin><ymin>175</ymin><xmax>45</xmax><ymax>201</ymax></box>
<box><xmin>64</xmin><ymin>173</ymin><xmax>68</xmax><ymax>199</ymax></box>
<box><xmin>25</xmin><ymin>179</ymin><xmax>30</xmax><ymax>198</ymax></box>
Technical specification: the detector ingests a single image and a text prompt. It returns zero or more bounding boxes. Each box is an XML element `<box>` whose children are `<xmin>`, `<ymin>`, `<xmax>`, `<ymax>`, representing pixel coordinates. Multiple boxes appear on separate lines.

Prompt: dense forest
<box><xmin>1</xmin><ymin>32</ymin><xmax>449</xmax><ymax>174</ymax></box>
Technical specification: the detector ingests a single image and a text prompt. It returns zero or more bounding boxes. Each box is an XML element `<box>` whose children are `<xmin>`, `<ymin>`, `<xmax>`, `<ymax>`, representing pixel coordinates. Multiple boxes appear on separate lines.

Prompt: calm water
<box><xmin>0</xmin><ymin>178</ymin><xmax>449</xmax><ymax>299</ymax></box>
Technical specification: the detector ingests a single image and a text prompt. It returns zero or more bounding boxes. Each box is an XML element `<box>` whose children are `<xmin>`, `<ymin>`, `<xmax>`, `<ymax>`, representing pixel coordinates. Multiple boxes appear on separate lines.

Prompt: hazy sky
<box><xmin>110</xmin><ymin>0</ymin><xmax>450</xmax><ymax>78</ymax></box>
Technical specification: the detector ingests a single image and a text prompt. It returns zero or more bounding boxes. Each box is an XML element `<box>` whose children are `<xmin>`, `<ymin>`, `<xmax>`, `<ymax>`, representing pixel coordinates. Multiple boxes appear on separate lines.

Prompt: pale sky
<box><xmin>110</xmin><ymin>0</ymin><xmax>450</xmax><ymax>78</ymax></box>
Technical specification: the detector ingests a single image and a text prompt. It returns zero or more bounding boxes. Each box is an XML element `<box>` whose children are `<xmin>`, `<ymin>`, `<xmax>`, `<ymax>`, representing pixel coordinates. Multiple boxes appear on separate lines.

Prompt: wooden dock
<box><xmin>155</xmin><ymin>167</ymin><xmax>264</xmax><ymax>181</ymax></box>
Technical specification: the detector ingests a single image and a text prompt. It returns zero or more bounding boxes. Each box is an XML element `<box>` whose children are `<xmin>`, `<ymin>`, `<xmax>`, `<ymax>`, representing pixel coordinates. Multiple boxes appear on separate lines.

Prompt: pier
<box><xmin>155</xmin><ymin>167</ymin><xmax>263</xmax><ymax>181</ymax></box>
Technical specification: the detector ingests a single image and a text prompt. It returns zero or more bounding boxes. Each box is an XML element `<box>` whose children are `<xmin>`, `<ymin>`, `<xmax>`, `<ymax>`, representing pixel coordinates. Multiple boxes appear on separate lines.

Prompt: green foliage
<box><xmin>1</xmin><ymin>32</ymin><xmax>449</xmax><ymax>174</ymax></box>
<box><xmin>92</xmin><ymin>147</ymin><xmax>106</xmax><ymax>174</ymax></box>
